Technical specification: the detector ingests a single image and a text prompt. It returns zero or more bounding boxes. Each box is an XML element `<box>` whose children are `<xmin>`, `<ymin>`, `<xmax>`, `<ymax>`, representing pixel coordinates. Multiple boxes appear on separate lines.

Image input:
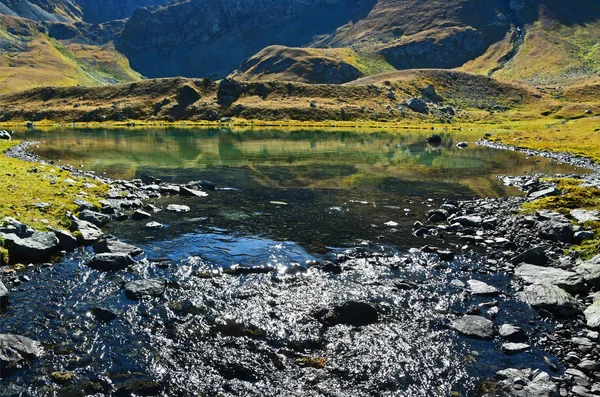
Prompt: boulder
<box><xmin>495</xmin><ymin>368</ymin><xmax>558</xmax><ymax>397</ymax></box>
<box><xmin>537</xmin><ymin>219</ymin><xmax>576</xmax><ymax>243</ymax></box>
<box><xmin>70</xmin><ymin>218</ymin><xmax>103</xmax><ymax>244</ymax></box>
<box><xmin>467</xmin><ymin>280</ymin><xmax>498</xmax><ymax>295</ymax></box>
<box><xmin>584</xmin><ymin>300</ymin><xmax>600</xmax><ymax>329</ymax></box>
<box><xmin>449</xmin><ymin>315</ymin><xmax>494</xmax><ymax>340</ymax></box>
<box><xmin>0</xmin><ymin>334</ymin><xmax>43</xmax><ymax>369</ymax></box>
<box><xmin>125</xmin><ymin>278</ymin><xmax>167</xmax><ymax>299</ymax></box>
<box><xmin>518</xmin><ymin>284</ymin><xmax>583</xmax><ymax>318</ymax></box>
<box><xmin>180</xmin><ymin>186</ymin><xmax>208</xmax><ymax>197</ymax></box>
<box><xmin>421</xmin><ymin>84</ymin><xmax>443</xmax><ymax>102</ymax></box>
<box><xmin>527</xmin><ymin>186</ymin><xmax>560</xmax><ymax>201</ymax></box>
<box><xmin>511</xmin><ymin>246</ymin><xmax>548</xmax><ymax>266</ymax></box>
<box><xmin>575</xmin><ymin>255</ymin><xmax>600</xmax><ymax>290</ymax></box>
<box><xmin>86</xmin><ymin>253</ymin><xmax>134</xmax><ymax>271</ymax></box>
<box><xmin>456</xmin><ymin>142</ymin><xmax>468</xmax><ymax>149</ymax></box>
<box><xmin>570</xmin><ymin>209</ymin><xmax>600</xmax><ymax>224</ymax></box>
<box><xmin>316</xmin><ymin>301</ymin><xmax>379</xmax><ymax>327</ymax></box>
<box><xmin>93</xmin><ymin>237</ymin><xmax>143</xmax><ymax>257</ymax></box>
<box><xmin>502</xmin><ymin>343</ymin><xmax>531</xmax><ymax>354</ymax></box>
<box><xmin>0</xmin><ymin>226</ymin><xmax>59</xmax><ymax>262</ymax></box>
<box><xmin>515</xmin><ymin>264</ymin><xmax>585</xmax><ymax>294</ymax></box>
<box><xmin>0</xmin><ymin>281</ymin><xmax>8</xmax><ymax>310</ymax></box>
<box><xmin>78</xmin><ymin>210</ymin><xmax>111</xmax><ymax>227</ymax></box>
<box><xmin>452</xmin><ymin>215</ymin><xmax>482</xmax><ymax>228</ymax></box>
<box><xmin>499</xmin><ymin>324</ymin><xmax>527</xmax><ymax>342</ymax></box>
<box><xmin>145</xmin><ymin>221</ymin><xmax>163</xmax><ymax>229</ymax></box>
<box><xmin>166</xmin><ymin>204</ymin><xmax>190</xmax><ymax>213</ymax></box>
<box><xmin>131</xmin><ymin>210</ymin><xmax>152</xmax><ymax>220</ymax></box>
<box><xmin>90</xmin><ymin>307</ymin><xmax>118</xmax><ymax>322</ymax></box>
<box><xmin>426</xmin><ymin>134</ymin><xmax>442</xmax><ymax>144</ymax></box>
<box><xmin>405</xmin><ymin>98</ymin><xmax>428</xmax><ymax>113</ymax></box>
<box><xmin>52</xmin><ymin>229</ymin><xmax>78</xmax><ymax>251</ymax></box>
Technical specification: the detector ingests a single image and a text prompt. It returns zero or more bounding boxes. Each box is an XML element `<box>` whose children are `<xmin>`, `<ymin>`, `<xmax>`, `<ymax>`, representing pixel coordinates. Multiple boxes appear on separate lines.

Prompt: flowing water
<box><xmin>0</xmin><ymin>128</ymin><xmax>588</xmax><ymax>396</ymax></box>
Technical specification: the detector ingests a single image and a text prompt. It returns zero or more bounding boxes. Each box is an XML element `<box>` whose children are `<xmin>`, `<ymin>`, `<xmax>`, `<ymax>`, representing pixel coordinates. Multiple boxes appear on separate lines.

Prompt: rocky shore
<box><xmin>1</xmin><ymin>138</ymin><xmax>600</xmax><ymax>396</ymax></box>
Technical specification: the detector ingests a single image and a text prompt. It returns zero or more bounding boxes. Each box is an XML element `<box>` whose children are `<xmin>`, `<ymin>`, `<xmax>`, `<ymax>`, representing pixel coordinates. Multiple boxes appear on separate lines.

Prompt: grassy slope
<box><xmin>0</xmin><ymin>15</ymin><xmax>141</xmax><ymax>95</ymax></box>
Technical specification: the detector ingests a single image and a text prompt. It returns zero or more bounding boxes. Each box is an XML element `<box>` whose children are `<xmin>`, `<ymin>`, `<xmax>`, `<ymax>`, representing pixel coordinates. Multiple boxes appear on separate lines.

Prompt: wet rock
<box><xmin>584</xmin><ymin>300</ymin><xmax>600</xmax><ymax>329</ymax></box>
<box><xmin>453</xmin><ymin>215</ymin><xmax>482</xmax><ymax>228</ymax></box>
<box><xmin>70</xmin><ymin>218</ymin><xmax>103</xmax><ymax>244</ymax></box>
<box><xmin>114</xmin><ymin>380</ymin><xmax>163</xmax><ymax>396</ymax></box>
<box><xmin>518</xmin><ymin>284</ymin><xmax>583</xmax><ymax>318</ymax></box>
<box><xmin>52</xmin><ymin>229</ymin><xmax>78</xmax><ymax>251</ymax></box>
<box><xmin>166</xmin><ymin>204</ymin><xmax>190</xmax><ymax>213</ymax></box>
<box><xmin>159</xmin><ymin>185</ymin><xmax>181</xmax><ymax>195</ymax></box>
<box><xmin>499</xmin><ymin>324</ymin><xmax>527</xmax><ymax>342</ymax></box>
<box><xmin>145</xmin><ymin>221</ymin><xmax>163</xmax><ymax>229</ymax></box>
<box><xmin>515</xmin><ymin>264</ymin><xmax>585</xmax><ymax>295</ymax></box>
<box><xmin>511</xmin><ymin>246</ymin><xmax>548</xmax><ymax>266</ymax></box>
<box><xmin>0</xmin><ymin>225</ymin><xmax>59</xmax><ymax>262</ymax></box>
<box><xmin>502</xmin><ymin>343</ymin><xmax>531</xmax><ymax>355</ymax></box>
<box><xmin>317</xmin><ymin>301</ymin><xmax>378</xmax><ymax>327</ymax></box>
<box><xmin>91</xmin><ymin>307</ymin><xmax>118</xmax><ymax>322</ymax></box>
<box><xmin>427</xmin><ymin>209</ymin><xmax>449</xmax><ymax>222</ymax></box>
<box><xmin>467</xmin><ymin>280</ymin><xmax>498</xmax><ymax>295</ymax></box>
<box><xmin>142</xmin><ymin>204</ymin><xmax>161</xmax><ymax>213</ymax></box>
<box><xmin>78</xmin><ymin>210</ymin><xmax>111</xmax><ymax>227</ymax></box>
<box><xmin>140</xmin><ymin>172</ymin><xmax>157</xmax><ymax>185</ymax></box>
<box><xmin>125</xmin><ymin>278</ymin><xmax>167</xmax><ymax>299</ymax></box>
<box><xmin>495</xmin><ymin>368</ymin><xmax>558</xmax><ymax>397</ymax></box>
<box><xmin>0</xmin><ymin>281</ymin><xmax>8</xmax><ymax>310</ymax></box>
<box><xmin>131</xmin><ymin>210</ymin><xmax>152</xmax><ymax>220</ymax></box>
<box><xmin>527</xmin><ymin>186</ymin><xmax>560</xmax><ymax>201</ymax></box>
<box><xmin>0</xmin><ymin>334</ymin><xmax>43</xmax><ymax>368</ymax></box>
<box><xmin>86</xmin><ymin>253</ymin><xmax>134</xmax><ymax>271</ymax></box>
<box><xmin>436</xmin><ymin>249</ymin><xmax>455</xmax><ymax>261</ymax></box>
<box><xmin>93</xmin><ymin>237</ymin><xmax>143</xmax><ymax>257</ymax></box>
<box><xmin>180</xmin><ymin>186</ymin><xmax>208</xmax><ymax>197</ymax></box>
<box><xmin>449</xmin><ymin>315</ymin><xmax>494</xmax><ymax>340</ymax></box>
<box><xmin>224</xmin><ymin>265</ymin><xmax>275</xmax><ymax>276</ymax></box>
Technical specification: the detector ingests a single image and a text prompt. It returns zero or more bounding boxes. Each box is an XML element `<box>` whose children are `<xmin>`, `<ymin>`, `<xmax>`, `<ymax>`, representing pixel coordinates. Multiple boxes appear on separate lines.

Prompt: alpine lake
<box><xmin>0</xmin><ymin>127</ymin><xmax>589</xmax><ymax>396</ymax></box>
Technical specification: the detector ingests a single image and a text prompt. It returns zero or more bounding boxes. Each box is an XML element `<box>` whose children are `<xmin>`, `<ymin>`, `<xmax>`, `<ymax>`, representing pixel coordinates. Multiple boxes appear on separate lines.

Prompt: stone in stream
<box><xmin>125</xmin><ymin>278</ymin><xmax>167</xmax><ymax>299</ymax></box>
<box><xmin>511</xmin><ymin>246</ymin><xmax>548</xmax><ymax>266</ymax></box>
<box><xmin>502</xmin><ymin>343</ymin><xmax>531</xmax><ymax>355</ymax></box>
<box><xmin>449</xmin><ymin>315</ymin><xmax>494</xmax><ymax>340</ymax></box>
<box><xmin>180</xmin><ymin>186</ymin><xmax>208</xmax><ymax>197</ymax></box>
<box><xmin>86</xmin><ymin>253</ymin><xmax>134</xmax><ymax>271</ymax></box>
<box><xmin>467</xmin><ymin>280</ymin><xmax>498</xmax><ymax>295</ymax></box>
<box><xmin>145</xmin><ymin>221</ymin><xmax>163</xmax><ymax>229</ymax></box>
<box><xmin>316</xmin><ymin>301</ymin><xmax>378</xmax><ymax>327</ymax></box>
<box><xmin>70</xmin><ymin>218</ymin><xmax>103</xmax><ymax>244</ymax></box>
<box><xmin>0</xmin><ymin>281</ymin><xmax>8</xmax><ymax>310</ymax></box>
<box><xmin>91</xmin><ymin>307</ymin><xmax>118</xmax><ymax>322</ymax></box>
<box><xmin>131</xmin><ymin>210</ymin><xmax>152</xmax><ymax>220</ymax></box>
<box><xmin>78</xmin><ymin>210</ymin><xmax>111</xmax><ymax>227</ymax></box>
<box><xmin>515</xmin><ymin>264</ymin><xmax>585</xmax><ymax>295</ymax></box>
<box><xmin>499</xmin><ymin>324</ymin><xmax>527</xmax><ymax>342</ymax></box>
<box><xmin>93</xmin><ymin>237</ymin><xmax>143</xmax><ymax>257</ymax></box>
<box><xmin>495</xmin><ymin>368</ymin><xmax>558</xmax><ymax>397</ymax></box>
<box><xmin>0</xmin><ymin>334</ymin><xmax>43</xmax><ymax>369</ymax></box>
<box><xmin>166</xmin><ymin>204</ymin><xmax>191</xmax><ymax>213</ymax></box>
<box><xmin>518</xmin><ymin>284</ymin><xmax>584</xmax><ymax>318</ymax></box>
<box><xmin>52</xmin><ymin>229</ymin><xmax>78</xmax><ymax>251</ymax></box>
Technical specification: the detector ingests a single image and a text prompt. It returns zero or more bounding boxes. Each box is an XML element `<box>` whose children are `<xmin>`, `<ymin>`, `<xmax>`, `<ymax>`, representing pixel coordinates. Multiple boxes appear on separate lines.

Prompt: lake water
<box><xmin>0</xmin><ymin>127</ymin><xmax>586</xmax><ymax>396</ymax></box>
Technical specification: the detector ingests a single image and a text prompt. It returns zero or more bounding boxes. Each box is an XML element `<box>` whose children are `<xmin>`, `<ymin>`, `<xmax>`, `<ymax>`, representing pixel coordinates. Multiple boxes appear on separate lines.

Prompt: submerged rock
<box><xmin>86</xmin><ymin>253</ymin><xmax>134</xmax><ymax>271</ymax></box>
<box><xmin>499</xmin><ymin>324</ymin><xmax>527</xmax><ymax>342</ymax></box>
<box><xmin>518</xmin><ymin>284</ymin><xmax>583</xmax><ymax>318</ymax></box>
<box><xmin>125</xmin><ymin>278</ymin><xmax>167</xmax><ymax>299</ymax></box>
<box><xmin>502</xmin><ymin>343</ymin><xmax>531</xmax><ymax>355</ymax></box>
<box><xmin>316</xmin><ymin>301</ymin><xmax>379</xmax><ymax>327</ymax></box>
<box><xmin>91</xmin><ymin>307</ymin><xmax>118</xmax><ymax>322</ymax></box>
<box><xmin>449</xmin><ymin>315</ymin><xmax>494</xmax><ymax>340</ymax></box>
<box><xmin>93</xmin><ymin>237</ymin><xmax>143</xmax><ymax>257</ymax></box>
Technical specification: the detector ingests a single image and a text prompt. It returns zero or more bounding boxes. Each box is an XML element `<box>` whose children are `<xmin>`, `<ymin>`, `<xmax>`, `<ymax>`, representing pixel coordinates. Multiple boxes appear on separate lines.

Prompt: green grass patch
<box><xmin>0</xmin><ymin>140</ymin><xmax>109</xmax><ymax>231</ymax></box>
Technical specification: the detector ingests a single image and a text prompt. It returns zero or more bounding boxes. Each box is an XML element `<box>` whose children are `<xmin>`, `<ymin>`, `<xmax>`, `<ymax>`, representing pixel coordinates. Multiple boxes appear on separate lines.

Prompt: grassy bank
<box><xmin>0</xmin><ymin>140</ymin><xmax>108</xmax><ymax>232</ymax></box>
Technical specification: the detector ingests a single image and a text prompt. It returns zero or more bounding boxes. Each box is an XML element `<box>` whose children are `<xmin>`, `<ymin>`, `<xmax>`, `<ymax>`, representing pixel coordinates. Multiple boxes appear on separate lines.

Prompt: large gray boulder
<box><xmin>70</xmin><ymin>218</ymin><xmax>103</xmax><ymax>244</ymax></box>
<box><xmin>78</xmin><ymin>210</ymin><xmax>111</xmax><ymax>227</ymax></box>
<box><xmin>518</xmin><ymin>284</ymin><xmax>583</xmax><ymax>318</ymax></box>
<box><xmin>0</xmin><ymin>218</ymin><xmax>59</xmax><ymax>262</ymax></box>
<box><xmin>405</xmin><ymin>98</ymin><xmax>428</xmax><ymax>113</ymax></box>
<box><xmin>93</xmin><ymin>237</ymin><xmax>143</xmax><ymax>257</ymax></box>
<box><xmin>125</xmin><ymin>278</ymin><xmax>167</xmax><ymax>299</ymax></box>
<box><xmin>0</xmin><ymin>334</ymin><xmax>43</xmax><ymax>368</ymax></box>
<box><xmin>515</xmin><ymin>264</ymin><xmax>585</xmax><ymax>294</ymax></box>
<box><xmin>449</xmin><ymin>315</ymin><xmax>494</xmax><ymax>340</ymax></box>
<box><xmin>86</xmin><ymin>253</ymin><xmax>134</xmax><ymax>271</ymax></box>
<box><xmin>52</xmin><ymin>229</ymin><xmax>78</xmax><ymax>251</ymax></box>
<box><xmin>495</xmin><ymin>368</ymin><xmax>558</xmax><ymax>397</ymax></box>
